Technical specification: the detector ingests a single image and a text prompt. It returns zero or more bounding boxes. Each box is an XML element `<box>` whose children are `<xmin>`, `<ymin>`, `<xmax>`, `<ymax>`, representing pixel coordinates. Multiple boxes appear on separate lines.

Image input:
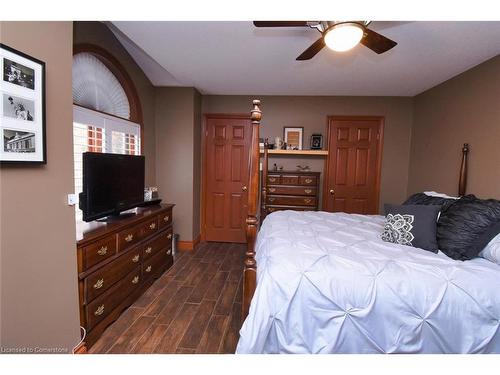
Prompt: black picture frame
<box><xmin>1</xmin><ymin>43</ymin><xmax>46</xmax><ymax>165</ymax></box>
<box><xmin>311</xmin><ymin>134</ymin><xmax>323</xmax><ymax>150</ymax></box>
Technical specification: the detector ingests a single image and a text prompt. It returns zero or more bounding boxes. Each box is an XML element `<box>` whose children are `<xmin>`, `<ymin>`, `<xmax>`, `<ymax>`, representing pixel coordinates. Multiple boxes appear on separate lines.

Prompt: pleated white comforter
<box><xmin>236</xmin><ymin>211</ymin><xmax>500</xmax><ymax>353</ymax></box>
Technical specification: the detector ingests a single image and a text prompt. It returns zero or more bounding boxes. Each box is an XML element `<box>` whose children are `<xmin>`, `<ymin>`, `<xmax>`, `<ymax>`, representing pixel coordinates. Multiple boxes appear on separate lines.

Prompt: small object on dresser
<box><xmin>274</xmin><ymin>136</ymin><xmax>283</xmax><ymax>150</ymax></box>
<box><xmin>296</xmin><ymin>165</ymin><xmax>310</xmax><ymax>172</ymax></box>
<box><xmin>273</xmin><ymin>163</ymin><xmax>278</xmax><ymax>171</ymax></box>
<box><xmin>311</xmin><ymin>134</ymin><xmax>323</xmax><ymax>150</ymax></box>
<box><xmin>144</xmin><ymin>188</ymin><xmax>153</xmax><ymax>201</ymax></box>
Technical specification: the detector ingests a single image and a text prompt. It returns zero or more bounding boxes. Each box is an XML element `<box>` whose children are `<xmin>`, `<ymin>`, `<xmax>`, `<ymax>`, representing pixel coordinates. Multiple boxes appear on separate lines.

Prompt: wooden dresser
<box><xmin>76</xmin><ymin>204</ymin><xmax>174</xmax><ymax>348</ymax></box>
<box><xmin>265</xmin><ymin>171</ymin><xmax>321</xmax><ymax>214</ymax></box>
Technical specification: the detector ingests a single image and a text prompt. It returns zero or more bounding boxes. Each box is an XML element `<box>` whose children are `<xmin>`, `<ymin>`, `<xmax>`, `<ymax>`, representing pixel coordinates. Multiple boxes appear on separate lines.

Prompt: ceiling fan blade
<box><xmin>296</xmin><ymin>37</ymin><xmax>325</xmax><ymax>60</ymax></box>
<box><xmin>253</xmin><ymin>21</ymin><xmax>309</xmax><ymax>27</ymax></box>
<box><xmin>360</xmin><ymin>28</ymin><xmax>397</xmax><ymax>54</ymax></box>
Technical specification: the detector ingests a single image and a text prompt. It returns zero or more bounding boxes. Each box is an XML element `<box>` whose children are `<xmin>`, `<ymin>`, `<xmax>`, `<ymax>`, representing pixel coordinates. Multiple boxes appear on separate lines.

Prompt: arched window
<box><xmin>72</xmin><ymin>44</ymin><xmax>143</xmax><ymax>219</ymax></box>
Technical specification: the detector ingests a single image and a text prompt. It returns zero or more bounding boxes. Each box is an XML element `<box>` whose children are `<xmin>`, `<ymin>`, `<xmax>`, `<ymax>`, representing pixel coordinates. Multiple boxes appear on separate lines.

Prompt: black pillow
<box><xmin>437</xmin><ymin>195</ymin><xmax>500</xmax><ymax>260</ymax></box>
<box><xmin>381</xmin><ymin>204</ymin><xmax>441</xmax><ymax>252</ymax></box>
<box><xmin>403</xmin><ymin>192</ymin><xmax>456</xmax><ymax>213</ymax></box>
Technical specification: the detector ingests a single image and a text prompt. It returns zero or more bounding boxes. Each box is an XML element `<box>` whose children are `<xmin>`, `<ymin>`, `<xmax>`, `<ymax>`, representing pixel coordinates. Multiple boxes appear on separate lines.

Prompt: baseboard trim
<box><xmin>74</xmin><ymin>342</ymin><xmax>87</xmax><ymax>354</ymax></box>
<box><xmin>177</xmin><ymin>235</ymin><xmax>201</xmax><ymax>251</ymax></box>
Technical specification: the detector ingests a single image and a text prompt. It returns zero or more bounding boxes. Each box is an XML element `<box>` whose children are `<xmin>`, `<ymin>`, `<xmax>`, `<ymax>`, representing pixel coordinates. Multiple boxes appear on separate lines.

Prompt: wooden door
<box><xmin>204</xmin><ymin>116</ymin><xmax>251</xmax><ymax>243</ymax></box>
<box><xmin>323</xmin><ymin>117</ymin><xmax>383</xmax><ymax>214</ymax></box>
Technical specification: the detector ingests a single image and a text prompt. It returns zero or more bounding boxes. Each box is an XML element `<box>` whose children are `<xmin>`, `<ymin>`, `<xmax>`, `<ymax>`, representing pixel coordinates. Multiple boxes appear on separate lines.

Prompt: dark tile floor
<box><xmin>89</xmin><ymin>242</ymin><xmax>246</xmax><ymax>354</ymax></box>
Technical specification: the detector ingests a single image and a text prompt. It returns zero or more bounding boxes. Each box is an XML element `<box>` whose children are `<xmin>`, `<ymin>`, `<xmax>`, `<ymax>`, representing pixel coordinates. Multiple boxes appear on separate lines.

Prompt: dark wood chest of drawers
<box><xmin>76</xmin><ymin>204</ymin><xmax>174</xmax><ymax>348</ymax></box>
<box><xmin>265</xmin><ymin>171</ymin><xmax>321</xmax><ymax>214</ymax></box>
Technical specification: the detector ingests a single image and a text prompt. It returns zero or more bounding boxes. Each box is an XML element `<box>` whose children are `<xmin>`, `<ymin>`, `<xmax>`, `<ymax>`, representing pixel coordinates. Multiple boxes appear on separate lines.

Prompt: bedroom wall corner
<box><xmin>192</xmin><ymin>89</ymin><xmax>202</xmax><ymax>240</ymax></box>
<box><xmin>408</xmin><ymin>54</ymin><xmax>500</xmax><ymax>199</ymax></box>
<box><xmin>155</xmin><ymin>87</ymin><xmax>199</xmax><ymax>242</ymax></box>
<box><xmin>0</xmin><ymin>21</ymin><xmax>80</xmax><ymax>352</ymax></box>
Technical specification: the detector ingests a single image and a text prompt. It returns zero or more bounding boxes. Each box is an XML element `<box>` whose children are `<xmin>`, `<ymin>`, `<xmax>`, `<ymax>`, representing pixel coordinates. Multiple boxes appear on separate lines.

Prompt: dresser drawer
<box><xmin>267</xmin><ymin>195</ymin><xmax>316</xmax><ymax>207</ymax></box>
<box><xmin>84</xmin><ymin>248</ymin><xmax>142</xmax><ymax>303</ymax></box>
<box><xmin>267</xmin><ymin>174</ymin><xmax>281</xmax><ymax>184</ymax></box>
<box><xmin>267</xmin><ymin>186</ymin><xmax>316</xmax><ymax>196</ymax></box>
<box><xmin>281</xmin><ymin>175</ymin><xmax>299</xmax><ymax>185</ymax></box>
<box><xmin>143</xmin><ymin>227</ymin><xmax>172</xmax><ymax>259</ymax></box>
<box><xmin>85</xmin><ymin>267</ymin><xmax>141</xmax><ymax>330</ymax></box>
<box><xmin>142</xmin><ymin>217</ymin><xmax>158</xmax><ymax>237</ymax></box>
<box><xmin>117</xmin><ymin>224</ymin><xmax>142</xmax><ymax>252</ymax></box>
<box><xmin>82</xmin><ymin>236</ymin><xmax>116</xmax><ymax>271</ymax></box>
<box><xmin>266</xmin><ymin>205</ymin><xmax>312</xmax><ymax>214</ymax></box>
<box><xmin>158</xmin><ymin>208</ymin><xmax>173</xmax><ymax>229</ymax></box>
<box><xmin>142</xmin><ymin>250</ymin><xmax>165</xmax><ymax>281</ymax></box>
<box><xmin>299</xmin><ymin>175</ymin><xmax>317</xmax><ymax>186</ymax></box>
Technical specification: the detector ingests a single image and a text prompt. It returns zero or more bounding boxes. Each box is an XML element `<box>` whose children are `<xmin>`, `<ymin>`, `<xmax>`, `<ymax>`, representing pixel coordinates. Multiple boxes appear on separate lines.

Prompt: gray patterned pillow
<box><xmin>382</xmin><ymin>204</ymin><xmax>441</xmax><ymax>253</ymax></box>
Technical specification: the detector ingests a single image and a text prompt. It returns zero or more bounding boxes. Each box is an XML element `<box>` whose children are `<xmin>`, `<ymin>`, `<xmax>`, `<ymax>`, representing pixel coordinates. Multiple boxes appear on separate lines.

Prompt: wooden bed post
<box><xmin>243</xmin><ymin>99</ymin><xmax>262</xmax><ymax>319</ymax></box>
<box><xmin>459</xmin><ymin>143</ymin><xmax>469</xmax><ymax>196</ymax></box>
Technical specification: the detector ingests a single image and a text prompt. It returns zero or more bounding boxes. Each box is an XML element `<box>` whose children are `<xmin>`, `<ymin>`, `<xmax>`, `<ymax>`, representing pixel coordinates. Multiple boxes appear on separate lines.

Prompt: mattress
<box><xmin>236</xmin><ymin>210</ymin><xmax>500</xmax><ymax>353</ymax></box>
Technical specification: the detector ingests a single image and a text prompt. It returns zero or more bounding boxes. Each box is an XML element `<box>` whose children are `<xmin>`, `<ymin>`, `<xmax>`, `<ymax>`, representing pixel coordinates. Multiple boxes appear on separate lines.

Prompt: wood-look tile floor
<box><xmin>89</xmin><ymin>242</ymin><xmax>246</xmax><ymax>354</ymax></box>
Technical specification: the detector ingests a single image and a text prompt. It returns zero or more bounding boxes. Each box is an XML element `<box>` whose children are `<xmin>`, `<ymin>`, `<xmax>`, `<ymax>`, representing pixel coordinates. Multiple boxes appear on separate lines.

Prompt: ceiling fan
<box><xmin>253</xmin><ymin>21</ymin><xmax>397</xmax><ymax>60</ymax></box>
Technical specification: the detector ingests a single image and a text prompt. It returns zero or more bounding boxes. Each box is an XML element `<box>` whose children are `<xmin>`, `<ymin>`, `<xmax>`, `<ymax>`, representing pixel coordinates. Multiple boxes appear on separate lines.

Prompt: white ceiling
<box><xmin>111</xmin><ymin>21</ymin><xmax>500</xmax><ymax>96</ymax></box>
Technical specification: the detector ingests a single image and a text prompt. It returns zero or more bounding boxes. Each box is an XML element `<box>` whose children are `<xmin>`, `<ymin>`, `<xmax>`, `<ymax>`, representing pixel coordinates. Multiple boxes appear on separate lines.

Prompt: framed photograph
<box><xmin>283</xmin><ymin>127</ymin><xmax>304</xmax><ymax>150</ymax></box>
<box><xmin>1</xmin><ymin>43</ymin><xmax>46</xmax><ymax>164</ymax></box>
<box><xmin>311</xmin><ymin>134</ymin><xmax>323</xmax><ymax>150</ymax></box>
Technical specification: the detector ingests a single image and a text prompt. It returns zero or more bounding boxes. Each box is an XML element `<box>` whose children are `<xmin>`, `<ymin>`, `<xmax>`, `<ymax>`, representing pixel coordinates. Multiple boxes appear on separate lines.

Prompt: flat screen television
<box><xmin>79</xmin><ymin>152</ymin><xmax>145</xmax><ymax>222</ymax></box>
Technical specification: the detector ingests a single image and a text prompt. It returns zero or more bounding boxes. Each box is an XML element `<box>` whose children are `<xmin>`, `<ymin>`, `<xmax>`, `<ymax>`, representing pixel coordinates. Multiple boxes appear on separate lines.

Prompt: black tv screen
<box><xmin>80</xmin><ymin>152</ymin><xmax>145</xmax><ymax>222</ymax></box>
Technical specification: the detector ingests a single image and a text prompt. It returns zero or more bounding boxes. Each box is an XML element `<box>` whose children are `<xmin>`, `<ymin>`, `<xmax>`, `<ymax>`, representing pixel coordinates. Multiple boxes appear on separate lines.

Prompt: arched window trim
<box><xmin>73</xmin><ymin>43</ymin><xmax>143</xmax><ymax>136</ymax></box>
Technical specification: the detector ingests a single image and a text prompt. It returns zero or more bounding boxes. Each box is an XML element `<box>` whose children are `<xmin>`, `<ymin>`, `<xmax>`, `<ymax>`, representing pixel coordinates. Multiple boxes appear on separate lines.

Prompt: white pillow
<box><xmin>424</xmin><ymin>191</ymin><xmax>459</xmax><ymax>199</ymax></box>
<box><xmin>479</xmin><ymin>232</ymin><xmax>500</xmax><ymax>265</ymax></box>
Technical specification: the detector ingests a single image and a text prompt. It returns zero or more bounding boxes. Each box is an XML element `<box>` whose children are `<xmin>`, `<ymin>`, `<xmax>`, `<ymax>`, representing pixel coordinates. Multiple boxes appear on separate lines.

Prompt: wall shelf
<box><xmin>259</xmin><ymin>149</ymin><xmax>328</xmax><ymax>156</ymax></box>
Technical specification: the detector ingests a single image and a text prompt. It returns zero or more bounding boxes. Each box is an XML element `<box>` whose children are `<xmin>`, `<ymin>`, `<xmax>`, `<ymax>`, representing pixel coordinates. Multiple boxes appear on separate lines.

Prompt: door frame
<box><xmin>322</xmin><ymin>116</ymin><xmax>385</xmax><ymax>214</ymax></box>
<box><xmin>201</xmin><ymin>113</ymin><xmax>252</xmax><ymax>242</ymax></box>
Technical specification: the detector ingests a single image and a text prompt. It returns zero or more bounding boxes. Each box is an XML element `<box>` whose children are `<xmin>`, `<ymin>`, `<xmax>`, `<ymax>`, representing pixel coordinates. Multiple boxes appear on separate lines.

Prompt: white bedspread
<box><xmin>236</xmin><ymin>211</ymin><xmax>500</xmax><ymax>353</ymax></box>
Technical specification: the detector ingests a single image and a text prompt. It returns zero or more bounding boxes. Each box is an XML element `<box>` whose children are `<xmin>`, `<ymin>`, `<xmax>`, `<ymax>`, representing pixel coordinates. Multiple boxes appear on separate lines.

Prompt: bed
<box><xmin>239</xmin><ymin>100</ymin><xmax>500</xmax><ymax>354</ymax></box>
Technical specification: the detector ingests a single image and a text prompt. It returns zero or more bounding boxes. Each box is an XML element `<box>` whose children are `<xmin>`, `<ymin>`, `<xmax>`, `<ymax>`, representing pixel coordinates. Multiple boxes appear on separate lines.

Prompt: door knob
<box><xmin>242</xmin><ymin>186</ymin><xmax>248</xmax><ymax>191</ymax></box>
<box><xmin>329</xmin><ymin>189</ymin><xmax>335</xmax><ymax>195</ymax></box>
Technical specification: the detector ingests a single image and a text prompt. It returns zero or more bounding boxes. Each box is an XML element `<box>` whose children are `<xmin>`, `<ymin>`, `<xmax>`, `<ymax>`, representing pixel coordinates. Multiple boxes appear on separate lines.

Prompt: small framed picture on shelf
<box><xmin>283</xmin><ymin>127</ymin><xmax>303</xmax><ymax>150</ymax></box>
<box><xmin>1</xmin><ymin>43</ymin><xmax>46</xmax><ymax>164</ymax></box>
<box><xmin>310</xmin><ymin>134</ymin><xmax>323</xmax><ymax>150</ymax></box>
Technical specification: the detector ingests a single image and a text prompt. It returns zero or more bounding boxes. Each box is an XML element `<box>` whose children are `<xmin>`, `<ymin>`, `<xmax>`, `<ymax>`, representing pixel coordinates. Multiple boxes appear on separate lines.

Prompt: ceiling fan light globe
<box><xmin>324</xmin><ymin>23</ymin><xmax>364</xmax><ymax>52</ymax></box>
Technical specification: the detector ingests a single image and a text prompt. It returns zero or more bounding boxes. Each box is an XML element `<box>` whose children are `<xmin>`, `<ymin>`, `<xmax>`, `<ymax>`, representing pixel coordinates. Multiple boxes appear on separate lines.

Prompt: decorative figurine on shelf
<box><xmin>296</xmin><ymin>165</ymin><xmax>311</xmax><ymax>172</ymax></box>
<box><xmin>278</xmin><ymin>165</ymin><xmax>284</xmax><ymax>171</ymax></box>
<box><xmin>282</xmin><ymin>142</ymin><xmax>287</xmax><ymax>150</ymax></box>
<box><xmin>311</xmin><ymin>134</ymin><xmax>323</xmax><ymax>150</ymax></box>
<box><xmin>273</xmin><ymin>163</ymin><xmax>278</xmax><ymax>171</ymax></box>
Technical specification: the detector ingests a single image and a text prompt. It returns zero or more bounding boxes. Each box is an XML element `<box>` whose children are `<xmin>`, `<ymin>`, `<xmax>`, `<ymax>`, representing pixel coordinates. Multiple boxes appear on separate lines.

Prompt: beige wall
<box><xmin>155</xmin><ymin>87</ymin><xmax>201</xmax><ymax>241</ymax></box>
<box><xmin>202</xmin><ymin>95</ymin><xmax>414</xmax><ymax>211</ymax></box>
<box><xmin>408</xmin><ymin>55</ymin><xmax>500</xmax><ymax>199</ymax></box>
<box><xmin>73</xmin><ymin>21</ymin><xmax>157</xmax><ymax>186</ymax></box>
<box><xmin>0</xmin><ymin>22</ymin><xmax>80</xmax><ymax>352</ymax></box>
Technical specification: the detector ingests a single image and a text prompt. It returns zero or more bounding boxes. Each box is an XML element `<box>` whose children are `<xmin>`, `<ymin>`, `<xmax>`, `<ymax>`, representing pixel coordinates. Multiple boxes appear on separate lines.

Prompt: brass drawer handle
<box><xmin>132</xmin><ymin>254</ymin><xmax>140</xmax><ymax>263</ymax></box>
<box><xmin>304</xmin><ymin>189</ymin><xmax>312</xmax><ymax>194</ymax></box>
<box><xmin>269</xmin><ymin>177</ymin><xmax>276</xmax><ymax>182</ymax></box>
<box><xmin>145</xmin><ymin>246</ymin><xmax>152</xmax><ymax>254</ymax></box>
<box><xmin>268</xmin><ymin>188</ymin><xmax>276</xmax><ymax>193</ymax></box>
<box><xmin>93</xmin><ymin>278</ymin><xmax>104</xmax><ymax>289</ymax></box>
<box><xmin>304</xmin><ymin>198</ymin><xmax>312</xmax><ymax>204</ymax></box>
<box><xmin>97</xmin><ymin>246</ymin><xmax>107</xmax><ymax>256</ymax></box>
<box><xmin>305</xmin><ymin>178</ymin><xmax>313</xmax><ymax>184</ymax></box>
<box><xmin>268</xmin><ymin>197</ymin><xmax>275</xmax><ymax>202</ymax></box>
<box><xmin>167</xmin><ymin>233</ymin><xmax>172</xmax><ymax>240</ymax></box>
<box><xmin>166</xmin><ymin>249</ymin><xmax>172</xmax><ymax>255</ymax></box>
<box><xmin>145</xmin><ymin>265</ymin><xmax>152</xmax><ymax>273</ymax></box>
<box><xmin>149</xmin><ymin>222</ymin><xmax>156</xmax><ymax>230</ymax></box>
<box><xmin>132</xmin><ymin>276</ymin><xmax>139</xmax><ymax>284</ymax></box>
<box><xmin>163</xmin><ymin>215</ymin><xmax>170</xmax><ymax>222</ymax></box>
<box><xmin>125</xmin><ymin>234</ymin><xmax>134</xmax><ymax>242</ymax></box>
<box><xmin>94</xmin><ymin>305</ymin><xmax>104</xmax><ymax>316</ymax></box>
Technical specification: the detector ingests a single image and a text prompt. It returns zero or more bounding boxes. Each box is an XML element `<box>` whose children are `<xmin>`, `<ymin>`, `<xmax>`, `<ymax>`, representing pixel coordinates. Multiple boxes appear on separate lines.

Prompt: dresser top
<box><xmin>267</xmin><ymin>170</ymin><xmax>321</xmax><ymax>176</ymax></box>
<box><xmin>76</xmin><ymin>203</ymin><xmax>174</xmax><ymax>245</ymax></box>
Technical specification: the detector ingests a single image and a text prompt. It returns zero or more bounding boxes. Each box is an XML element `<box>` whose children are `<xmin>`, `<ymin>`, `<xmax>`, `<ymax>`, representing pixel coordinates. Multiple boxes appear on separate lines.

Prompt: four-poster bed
<box><xmin>240</xmin><ymin>99</ymin><xmax>500</xmax><ymax>353</ymax></box>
